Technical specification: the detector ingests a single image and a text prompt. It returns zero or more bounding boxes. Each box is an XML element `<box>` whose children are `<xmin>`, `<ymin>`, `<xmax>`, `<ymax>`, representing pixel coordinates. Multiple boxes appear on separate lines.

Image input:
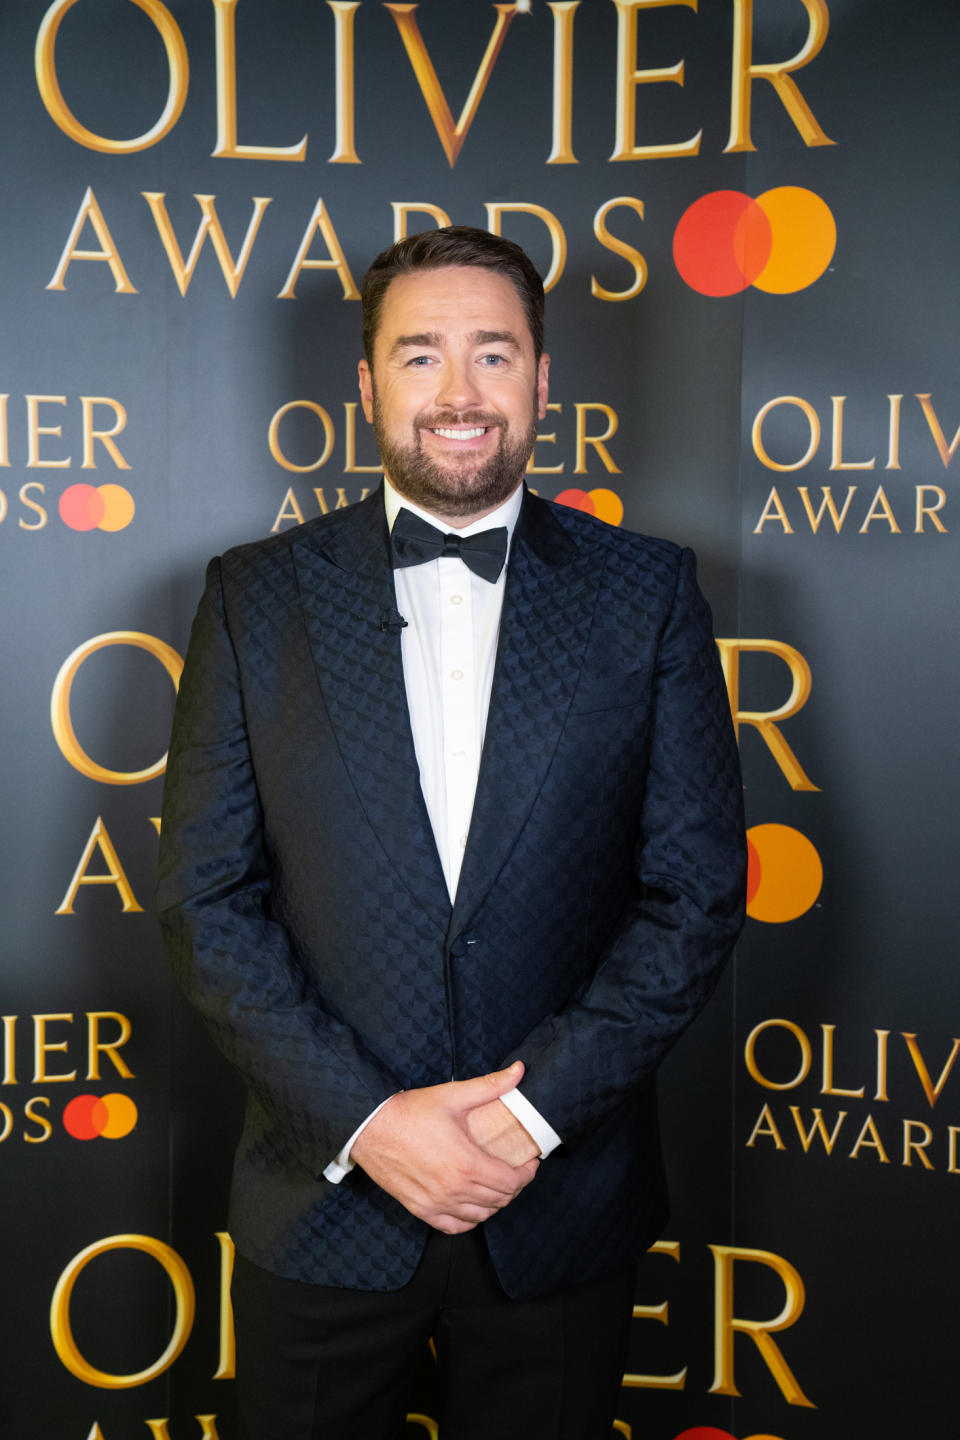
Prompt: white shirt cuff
<box><xmin>501</xmin><ymin>1087</ymin><xmax>563</xmax><ymax>1159</ymax></box>
<box><xmin>322</xmin><ymin>1096</ymin><xmax>396</xmax><ymax>1184</ymax></box>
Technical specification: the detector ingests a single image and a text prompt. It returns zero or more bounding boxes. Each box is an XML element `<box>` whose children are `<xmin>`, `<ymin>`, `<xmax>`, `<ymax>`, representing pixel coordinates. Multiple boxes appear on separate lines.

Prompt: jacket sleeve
<box><xmin>503</xmin><ymin>547</ymin><xmax>747</xmax><ymax>1147</ymax></box>
<box><xmin>156</xmin><ymin>558</ymin><xmax>401</xmax><ymax>1177</ymax></box>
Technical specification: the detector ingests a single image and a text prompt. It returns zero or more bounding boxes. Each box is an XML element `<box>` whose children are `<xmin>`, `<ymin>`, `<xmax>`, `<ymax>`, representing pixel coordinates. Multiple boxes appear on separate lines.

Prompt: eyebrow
<box><xmin>390</xmin><ymin>332</ymin><xmax>443</xmax><ymax>354</ymax></box>
<box><xmin>472</xmin><ymin>330</ymin><xmax>521</xmax><ymax>348</ymax></box>
<box><xmin>389</xmin><ymin>329</ymin><xmax>522</xmax><ymax>357</ymax></box>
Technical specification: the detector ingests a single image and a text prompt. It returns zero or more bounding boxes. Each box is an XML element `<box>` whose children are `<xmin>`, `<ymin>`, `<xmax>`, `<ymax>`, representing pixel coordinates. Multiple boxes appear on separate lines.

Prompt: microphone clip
<box><xmin>379</xmin><ymin>608</ymin><xmax>409</xmax><ymax>635</ymax></box>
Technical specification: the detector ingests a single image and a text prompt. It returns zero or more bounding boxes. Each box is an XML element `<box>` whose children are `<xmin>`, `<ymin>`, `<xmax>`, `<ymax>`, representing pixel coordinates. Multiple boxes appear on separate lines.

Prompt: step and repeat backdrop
<box><xmin>2</xmin><ymin>2</ymin><xmax>957</xmax><ymax>1437</ymax></box>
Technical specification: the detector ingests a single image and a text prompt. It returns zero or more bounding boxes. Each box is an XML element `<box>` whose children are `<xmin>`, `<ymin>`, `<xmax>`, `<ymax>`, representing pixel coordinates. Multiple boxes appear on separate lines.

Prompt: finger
<box><xmin>452</xmin><ymin>1061</ymin><xmax>525</xmax><ymax>1110</ymax></box>
<box><xmin>429</xmin><ymin>1214</ymin><xmax>480</xmax><ymax>1235</ymax></box>
<box><xmin>432</xmin><ymin>1198</ymin><xmax>503</xmax><ymax>1227</ymax></box>
<box><xmin>417</xmin><ymin>1198</ymin><xmax>496</xmax><ymax>1228</ymax></box>
<box><xmin>455</xmin><ymin>1154</ymin><xmax>534</xmax><ymax>1201</ymax></box>
<box><xmin>511</xmin><ymin>1157</ymin><xmax>541</xmax><ymax>1189</ymax></box>
<box><xmin>456</xmin><ymin>1161</ymin><xmax>538</xmax><ymax>1204</ymax></box>
<box><xmin>431</xmin><ymin>1150</ymin><xmax>538</xmax><ymax>1208</ymax></box>
<box><xmin>441</xmin><ymin>1173</ymin><xmax>524</xmax><ymax>1209</ymax></box>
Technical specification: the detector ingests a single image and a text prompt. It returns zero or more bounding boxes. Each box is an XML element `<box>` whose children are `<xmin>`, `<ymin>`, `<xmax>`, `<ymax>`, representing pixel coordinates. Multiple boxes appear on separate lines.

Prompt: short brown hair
<box><xmin>361</xmin><ymin>226</ymin><xmax>545</xmax><ymax>364</ymax></box>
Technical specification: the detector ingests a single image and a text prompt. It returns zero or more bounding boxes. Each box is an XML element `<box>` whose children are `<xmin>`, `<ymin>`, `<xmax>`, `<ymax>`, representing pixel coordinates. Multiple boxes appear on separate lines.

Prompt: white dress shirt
<box><xmin>323</xmin><ymin>479</ymin><xmax>562</xmax><ymax>1182</ymax></box>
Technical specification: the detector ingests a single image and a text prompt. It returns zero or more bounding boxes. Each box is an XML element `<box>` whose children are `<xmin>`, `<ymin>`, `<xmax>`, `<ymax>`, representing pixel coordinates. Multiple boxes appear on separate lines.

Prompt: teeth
<box><xmin>431</xmin><ymin>427</ymin><xmax>486</xmax><ymax>440</ymax></box>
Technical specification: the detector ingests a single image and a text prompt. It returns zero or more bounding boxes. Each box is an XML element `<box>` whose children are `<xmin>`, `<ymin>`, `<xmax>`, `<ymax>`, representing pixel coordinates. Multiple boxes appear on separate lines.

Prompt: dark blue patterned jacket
<box><xmin>157</xmin><ymin>486</ymin><xmax>745</xmax><ymax>1298</ymax></box>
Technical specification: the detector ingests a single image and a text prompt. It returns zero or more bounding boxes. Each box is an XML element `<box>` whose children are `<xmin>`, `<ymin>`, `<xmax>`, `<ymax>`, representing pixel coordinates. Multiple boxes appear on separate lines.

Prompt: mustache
<box><xmin>415</xmin><ymin>410</ymin><xmax>505</xmax><ymax>430</ymax></box>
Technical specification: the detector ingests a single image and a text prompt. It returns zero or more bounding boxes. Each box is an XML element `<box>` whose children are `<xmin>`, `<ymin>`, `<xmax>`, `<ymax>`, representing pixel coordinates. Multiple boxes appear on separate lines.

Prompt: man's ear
<box><xmin>537</xmin><ymin>353</ymin><xmax>550</xmax><ymax>420</ymax></box>
<box><xmin>358</xmin><ymin>358</ymin><xmax>374</xmax><ymax>423</ymax></box>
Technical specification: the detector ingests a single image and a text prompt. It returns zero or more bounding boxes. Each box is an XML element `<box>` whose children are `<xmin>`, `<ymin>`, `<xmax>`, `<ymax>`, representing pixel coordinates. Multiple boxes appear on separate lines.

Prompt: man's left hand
<box><xmin>466</xmin><ymin>1099</ymin><xmax>541</xmax><ymax>1167</ymax></box>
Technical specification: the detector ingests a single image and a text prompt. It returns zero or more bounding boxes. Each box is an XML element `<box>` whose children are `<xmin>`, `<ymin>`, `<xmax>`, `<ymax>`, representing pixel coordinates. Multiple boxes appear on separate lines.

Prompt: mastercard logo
<box><xmin>554</xmin><ymin>487</ymin><xmax>623</xmax><ymax>525</ymax></box>
<box><xmin>747</xmin><ymin>823</ymin><xmax>823</xmax><ymax>924</ymax></box>
<box><xmin>673</xmin><ymin>187</ymin><xmax>836</xmax><ymax>297</ymax></box>
<box><xmin>63</xmin><ymin>1092</ymin><xmax>138</xmax><ymax>1140</ymax></box>
<box><xmin>59</xmin><ymin>483</ymin><xmax>135</xmax><ymax>532</ymax></box>
<box><xmin>674</xmin><ymin>1429</ymin><xmax>785</xmax><ymax>1440</ymax></box>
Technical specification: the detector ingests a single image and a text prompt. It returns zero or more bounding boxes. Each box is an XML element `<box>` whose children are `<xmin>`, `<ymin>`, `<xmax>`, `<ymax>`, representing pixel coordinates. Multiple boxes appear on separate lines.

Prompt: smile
<box><xmin>429</xmin><ymin>427</ymin><xmax>489</xmax><ymax>440</ymax></box>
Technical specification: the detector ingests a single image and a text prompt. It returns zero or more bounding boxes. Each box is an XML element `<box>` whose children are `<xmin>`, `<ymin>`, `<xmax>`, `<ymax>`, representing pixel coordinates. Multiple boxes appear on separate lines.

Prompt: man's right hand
<box><xmin>350</xmin><ymin>1061</ymin><xmax>540</xmax><ymax>1234</ymax></box>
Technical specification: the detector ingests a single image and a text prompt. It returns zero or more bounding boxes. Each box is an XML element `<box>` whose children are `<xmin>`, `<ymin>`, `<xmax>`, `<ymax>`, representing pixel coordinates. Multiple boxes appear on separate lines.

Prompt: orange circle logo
<box><xmin>62</xmin><ymin>1093</ymin><xmax>138</xmax><ymax>1140</ymax></box>
<box><xmin>746</xmin><ymin>824</ymin><xmax>823</xmax><ymax>923</ymax></box>
<box><xmin>554</xmin><ymin>488</ymin><xmax>623</xmax><ymax>525</ymax></box>
<box><xmin>673</xmin><ymin>188</ymin><xmax>836</xmax><ymax>296</ymax></box>
<box><xmin>59</xmin><ymin>483</ymin><xmax>135</xmax><ymax>532</ymax></box>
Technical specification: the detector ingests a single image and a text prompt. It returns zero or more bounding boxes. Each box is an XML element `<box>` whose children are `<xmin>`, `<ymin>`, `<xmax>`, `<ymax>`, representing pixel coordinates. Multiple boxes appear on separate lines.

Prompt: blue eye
<box><xmin>479</xmin><ymin>353</ymin><xmax>506</xmax><ymax>366</ymax></box>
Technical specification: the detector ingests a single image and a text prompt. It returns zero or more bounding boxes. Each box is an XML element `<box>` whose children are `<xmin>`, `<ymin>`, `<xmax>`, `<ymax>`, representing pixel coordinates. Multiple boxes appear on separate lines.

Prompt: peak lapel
<box><xmin>451</xmin><ymin>493</ymin><xmax>603</xmax><ymax>935</ymax></box>
<box><xmin>292</xmin><ymin>494</ymin><xmax>450</xmax><ymax>935</ymax></box>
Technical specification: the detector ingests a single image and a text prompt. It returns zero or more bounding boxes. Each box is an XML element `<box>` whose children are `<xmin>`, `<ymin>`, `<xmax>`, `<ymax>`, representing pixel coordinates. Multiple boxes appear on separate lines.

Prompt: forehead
<box><xmin>375</xmin><ymin>266</ymin><xmax>531</xmax><ymax>350</ymax></box>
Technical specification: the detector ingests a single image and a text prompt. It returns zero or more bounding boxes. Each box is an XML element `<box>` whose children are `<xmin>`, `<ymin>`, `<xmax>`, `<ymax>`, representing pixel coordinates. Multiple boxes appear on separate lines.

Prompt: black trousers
<box><xmin>232</xmin><ymin>1228</ymin><xmax>638</xmax><ymax>1440</ymax></box>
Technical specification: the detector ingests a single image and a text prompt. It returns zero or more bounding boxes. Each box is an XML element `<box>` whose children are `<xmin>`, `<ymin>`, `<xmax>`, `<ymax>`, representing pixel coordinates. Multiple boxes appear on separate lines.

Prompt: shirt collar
<box><xmin>383</xmin><ymin>474</ymin><xmax>524</xmax><ymax>542</ymax></box>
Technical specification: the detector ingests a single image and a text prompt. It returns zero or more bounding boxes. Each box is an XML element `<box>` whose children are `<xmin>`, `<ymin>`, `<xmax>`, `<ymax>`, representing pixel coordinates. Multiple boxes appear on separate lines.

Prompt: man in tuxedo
<box><xmin>158</xmin><ymin>226</ymin><xmax>745</xmax><ymax>1439</ymax></box>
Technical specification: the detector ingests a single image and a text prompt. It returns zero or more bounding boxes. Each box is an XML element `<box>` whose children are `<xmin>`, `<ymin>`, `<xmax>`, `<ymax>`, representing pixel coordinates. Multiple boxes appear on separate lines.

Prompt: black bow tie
<box><xmin>390</xmin><ymin>507</ymin><xmax>509</xmax><ymax>584</ymax></box>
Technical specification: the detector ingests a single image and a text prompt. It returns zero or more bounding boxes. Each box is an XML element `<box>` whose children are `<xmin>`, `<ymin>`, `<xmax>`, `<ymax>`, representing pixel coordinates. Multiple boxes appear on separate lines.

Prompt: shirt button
<box><xmin>459</xmin><ymin>835</ymin><xmax>468</xmax><ymax>849</ymax></box>
<box><xmin>451</xmin><ymin>668</ymin><xmax>464</xmax><ymax>680</ymax></box>
<box><xmin>450</xmin><ymin>594</ymin><xmax>463</xmax><ymax>606</ymax></box>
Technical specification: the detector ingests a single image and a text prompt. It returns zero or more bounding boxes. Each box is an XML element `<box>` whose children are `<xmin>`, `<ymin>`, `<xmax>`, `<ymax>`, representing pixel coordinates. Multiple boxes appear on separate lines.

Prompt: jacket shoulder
<box><xmin>534</xmin><ymin>492</ymin><xmax>687</xmax><ymax>567</ymax></box>
<box><xmin>216</xmin><ymin>489</ymin><xmax>383</xmax><ymax>582</ymax></box>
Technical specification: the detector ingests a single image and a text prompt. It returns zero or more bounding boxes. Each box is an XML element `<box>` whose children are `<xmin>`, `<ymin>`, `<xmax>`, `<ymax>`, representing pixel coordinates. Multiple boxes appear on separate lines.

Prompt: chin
<box><xmin>394</xmin><ymin>464</ymin><xmax>523</xmax><ymax>519</ymax></box>
<box><xmin>379</xmin><ymin>426</ymin><xmax>536</xmax><ymax>520</ymax></box>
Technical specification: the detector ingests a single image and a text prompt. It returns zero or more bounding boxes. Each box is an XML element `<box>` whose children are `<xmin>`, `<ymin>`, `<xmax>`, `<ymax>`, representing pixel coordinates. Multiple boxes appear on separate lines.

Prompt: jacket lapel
<box><xmin>292</xmin><ymin>492</ymin><xmax>451</xmax><ymax>936</ymax></box>
<box><xmin>451</xmin><ymin>491</ymin><xmax>603</xmax><ymax>936</ymax></box>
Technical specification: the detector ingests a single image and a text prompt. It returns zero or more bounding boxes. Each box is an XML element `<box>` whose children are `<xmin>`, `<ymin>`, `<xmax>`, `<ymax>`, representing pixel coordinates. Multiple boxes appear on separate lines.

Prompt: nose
<box><xmin>434</xmin><ymin>355</ymin><xmax>482</xmax><ymax>412</ymax></box>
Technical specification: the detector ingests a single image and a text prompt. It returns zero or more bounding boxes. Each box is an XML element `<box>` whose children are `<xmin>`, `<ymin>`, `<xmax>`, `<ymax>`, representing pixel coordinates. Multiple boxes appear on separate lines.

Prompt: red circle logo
<box><xmin>673</xmin><ymin>1430</ymin><xmax>785</xmax><ymax>1440</ymax></box>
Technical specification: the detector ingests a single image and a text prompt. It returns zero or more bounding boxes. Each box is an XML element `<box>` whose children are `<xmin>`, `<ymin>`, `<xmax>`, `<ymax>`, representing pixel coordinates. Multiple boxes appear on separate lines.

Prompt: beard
<box><xmin>372</xmin><ymin>391</ymin><xmax>537</xmax><ymax>520</ymax></box>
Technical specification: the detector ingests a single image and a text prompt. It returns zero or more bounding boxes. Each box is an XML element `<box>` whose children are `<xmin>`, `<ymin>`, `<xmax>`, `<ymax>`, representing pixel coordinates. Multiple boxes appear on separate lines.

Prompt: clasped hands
<box><xmin>351</xmin><ymin>1061</ymin><xmax>541</xmax><ymax>1234</ymax></box>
